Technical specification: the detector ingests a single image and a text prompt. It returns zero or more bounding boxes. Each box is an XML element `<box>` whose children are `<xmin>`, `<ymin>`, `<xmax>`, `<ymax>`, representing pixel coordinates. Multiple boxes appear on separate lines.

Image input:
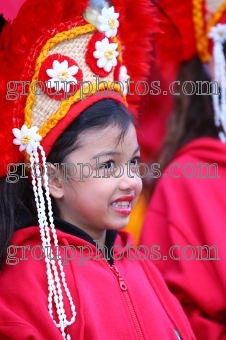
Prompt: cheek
<box><xmin>137</xmin><ymin>177</ymin><xmax>143</xmax><ymax>196</ymax></box>
<box><xmin>62</xmin><ymin>182</ymin><xmax>78</xmax><ymax>202</ymax></box>
<box><xmin>71</xmin><ymin>177</ymin><xmax>109</xmax><ymax>200</ymax></box>
<box><xmin>72</xmin><ymin>180</ymin><xmax>111</xmax><ymax>212</ymax></box>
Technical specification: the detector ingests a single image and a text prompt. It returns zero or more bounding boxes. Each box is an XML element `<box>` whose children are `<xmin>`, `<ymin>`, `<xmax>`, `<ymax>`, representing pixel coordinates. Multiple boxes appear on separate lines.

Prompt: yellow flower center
<box><xmin>58</xmin><ymin>70</ymin><xmax>69</xmax><ymax>81</ymax></box>
<box><xmin>218</xmin><ymin>30</ymin><xmax>225</xmax><ymax>36</ymax></box>
<box><xmin>108</xmin><ymin>18</ymin><xmax>117</xmax><ymax>29</ymax></box>
<box><xmin>21</xmin><ymin>135</ymin><xmax>31</xmax><ymax>145</ymax></box>
<box><xmin>104</xmin><ymin>49</ymin><xmax>114</xmax><ymax>60</ymax></box>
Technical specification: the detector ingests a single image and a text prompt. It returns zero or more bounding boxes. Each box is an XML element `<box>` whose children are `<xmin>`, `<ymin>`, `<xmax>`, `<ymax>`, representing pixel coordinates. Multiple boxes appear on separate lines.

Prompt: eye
<box><xmin>130</xmin><ymin>157</ymin><xmax>139</xmax><ymax>166</ymax></box>
<box><xmin>129</xmin><ymin>157</ymin><xmax>139</xmax><ymax>172</ymax></box>
<box><xmin>99</xmin><ymin>159</ymin><xmax>116</xmax><ymax>170</ymax></box>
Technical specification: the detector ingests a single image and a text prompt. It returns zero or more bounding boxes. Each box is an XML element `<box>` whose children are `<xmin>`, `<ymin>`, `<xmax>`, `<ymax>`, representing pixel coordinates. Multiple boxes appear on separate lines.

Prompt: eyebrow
<box><xmin>92</xmin><ymin>145</ymin><xmax>140</xmax><ymax>159</ymax></box>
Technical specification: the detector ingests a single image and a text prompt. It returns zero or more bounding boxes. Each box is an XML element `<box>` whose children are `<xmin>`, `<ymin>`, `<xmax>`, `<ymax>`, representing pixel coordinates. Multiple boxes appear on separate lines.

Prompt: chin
<box><xmin>111</xmin><ymin>219</ymin><xmax>130</xmax><ymax>230</ymax></box>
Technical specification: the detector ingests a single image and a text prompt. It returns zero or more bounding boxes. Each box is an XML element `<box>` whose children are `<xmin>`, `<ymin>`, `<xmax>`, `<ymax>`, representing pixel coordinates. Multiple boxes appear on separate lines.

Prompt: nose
<box><xmin>117</xmin><ymin>164</ymin><xmax>142</xmax><ymax>192</ymax></box>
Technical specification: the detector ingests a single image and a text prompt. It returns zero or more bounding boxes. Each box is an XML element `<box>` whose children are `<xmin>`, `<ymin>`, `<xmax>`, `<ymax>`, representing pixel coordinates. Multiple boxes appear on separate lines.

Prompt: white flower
<box><xmin>13</xmin><ymin>125</ymin><xmax>42</xmax><ymax>155</ymax></box>
<box><xmin>46</xmin><ymin>60</ymin><xmax>78</xmax><ymax>93</ymax></box>
<box><xmin>93</xmin><ymin>37</ymin><xmax>119</xmax><ymax>72</ymax></box>
<box><xmin>119</xmin><ymin>66</ymin><xmax>130</xmax><ymax>95</ymax></box>
<box><xmin>97</xmin><ymin>6</ymin><xmax>119</xmax><ymax>38</ymax></box>
<box><xmin>209</xmin><ymin>24</ymin><xmax>226</xmax><ymax>43</ymax></box>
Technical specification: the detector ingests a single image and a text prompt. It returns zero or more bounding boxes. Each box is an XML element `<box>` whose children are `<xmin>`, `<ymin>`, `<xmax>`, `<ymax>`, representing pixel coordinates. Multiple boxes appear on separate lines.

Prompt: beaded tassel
<box><xmin>30</xmin><ymin>146</ymin><xmax>76</xmax><ymax>340</ymax></box>
<box><xmin>209</xmin><ymin>24</ymin><xmax>226</xmax><ymax>142</ymax></box>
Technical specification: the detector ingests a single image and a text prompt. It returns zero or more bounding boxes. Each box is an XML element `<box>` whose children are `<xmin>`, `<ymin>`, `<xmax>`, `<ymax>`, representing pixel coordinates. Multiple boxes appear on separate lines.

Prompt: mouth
<box><xmin>111</xmin><ymin>195</ymin><xmax>134</xmax><ymax>215</ymax></box>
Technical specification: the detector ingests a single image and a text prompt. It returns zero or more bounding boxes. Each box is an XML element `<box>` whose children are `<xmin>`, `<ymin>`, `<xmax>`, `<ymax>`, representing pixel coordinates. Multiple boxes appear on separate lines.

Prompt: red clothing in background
<box><xmin>141</xmin><ymin>137</ymin><xmax>226</xmax><ymax>339</ymax></box>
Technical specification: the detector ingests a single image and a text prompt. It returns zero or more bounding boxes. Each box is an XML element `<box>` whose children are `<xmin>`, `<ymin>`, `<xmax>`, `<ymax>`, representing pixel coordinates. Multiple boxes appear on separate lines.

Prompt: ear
<box><xmin>46</xmin><ymin>164</ymin><xmax>64</xmax><ymax>199</ymax></box>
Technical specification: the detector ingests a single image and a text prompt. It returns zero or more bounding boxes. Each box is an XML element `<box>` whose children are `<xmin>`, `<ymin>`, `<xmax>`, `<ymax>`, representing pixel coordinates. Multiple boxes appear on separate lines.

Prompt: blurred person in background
<box><xmin>141</xmin><ymin>1</ymin><xmax>226</xmax><ymax>339</ymax></box>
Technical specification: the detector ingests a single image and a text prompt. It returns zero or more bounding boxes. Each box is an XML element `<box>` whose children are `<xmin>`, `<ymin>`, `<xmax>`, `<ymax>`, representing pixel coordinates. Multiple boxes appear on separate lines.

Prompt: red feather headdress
<box><xmin>155</xmin><ymin>0</ymin><xmax>226</xmax><ymax>142</ymax></box>
<box><xmin>0</xmin><ymin>0</ymin><xmax>157</xmax><ymax>177</ymax></box>
<box><xmin>155</xmin><ymin>0</ymin><xmax>226</xmax><ymax>77</ymax></box>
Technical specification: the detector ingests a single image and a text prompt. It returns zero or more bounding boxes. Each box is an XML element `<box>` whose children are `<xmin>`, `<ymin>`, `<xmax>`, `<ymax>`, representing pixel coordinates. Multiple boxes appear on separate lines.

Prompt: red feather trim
<box><xmin>0</xmin><ymin>0</ymin><xmax>89</xmax><ymax>176</ymax></box>
<box><xmin>113</xmin><ymin>0</ymin><xmax>158</xmax><ymax>115</ymax></box>
<box><xmin>0</xmin><ymin>23</ymin><xmax>23</xmax><ymax>176</ymax></box>
<box><xmin>154</xmin><ymin>0</ymin><xmax>200</xmax><ymax>81</ymax></box>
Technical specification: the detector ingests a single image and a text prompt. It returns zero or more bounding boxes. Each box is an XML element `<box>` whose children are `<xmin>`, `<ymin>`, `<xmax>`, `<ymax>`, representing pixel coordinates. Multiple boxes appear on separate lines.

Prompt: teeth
<box><xmin>112</xmin><ymin>201</ymin><xmax>130</xmax><ymax>209</ymax></box>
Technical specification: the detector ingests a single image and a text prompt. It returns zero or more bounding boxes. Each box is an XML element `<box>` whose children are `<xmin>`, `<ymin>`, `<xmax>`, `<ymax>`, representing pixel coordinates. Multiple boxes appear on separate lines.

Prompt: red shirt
<box><xmin>0</xmin><ymin>224</ymin><xmax>194</xmax><ymax>339</ymax></box>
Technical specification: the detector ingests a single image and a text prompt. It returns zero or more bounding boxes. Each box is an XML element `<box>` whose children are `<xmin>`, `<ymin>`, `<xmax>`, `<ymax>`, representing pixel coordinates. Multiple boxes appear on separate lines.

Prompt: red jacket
<box><xmin>141</xmin><ymin>137</ymin><xmax>226</xmax><ymax>339</ymax></box>
<box><xmin>0</xmin><ymin>222</ymin><xmax>195</xmax><ymax>339</ymax></box>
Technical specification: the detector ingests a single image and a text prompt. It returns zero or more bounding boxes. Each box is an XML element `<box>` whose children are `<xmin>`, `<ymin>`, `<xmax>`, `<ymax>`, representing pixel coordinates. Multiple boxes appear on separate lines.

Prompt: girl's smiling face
<box><xmin>50</xmin><ymin>122</ymin><xmax>142</xmax><ymax>240</ymax></box>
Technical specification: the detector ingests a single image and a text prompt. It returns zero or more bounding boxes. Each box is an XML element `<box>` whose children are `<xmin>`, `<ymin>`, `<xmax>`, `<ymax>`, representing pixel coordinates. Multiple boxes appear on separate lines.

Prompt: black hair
<box><xmin>0</xmin><ymin>14</ymin><xmax>7</xmax><ymax>33</ymax></box>
<box><xmin>0</xmin><ymin>99</ymin><xmax>134</xmax><ymax>268</ymax></box>
<box><xmin>148</xmin><ymin>55</ymin><xmax>221</xmax><ymax>196</ymax></box>
<box><xmin>157</xmin><ymin>56</ymin><xmax>220</xmax><ymax>170</ymax></box>
<box><xmin>47</xmin><ymin>99</ymin><xmax>134</xmax><ymax>164</ymax></box>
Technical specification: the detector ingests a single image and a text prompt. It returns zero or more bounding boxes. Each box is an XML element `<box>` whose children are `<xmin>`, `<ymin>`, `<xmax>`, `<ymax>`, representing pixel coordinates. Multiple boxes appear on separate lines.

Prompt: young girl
<box><xmin>0</xmin><ymin>0</ymin><xmax>195</xmax><ymax>339</ymax></box>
